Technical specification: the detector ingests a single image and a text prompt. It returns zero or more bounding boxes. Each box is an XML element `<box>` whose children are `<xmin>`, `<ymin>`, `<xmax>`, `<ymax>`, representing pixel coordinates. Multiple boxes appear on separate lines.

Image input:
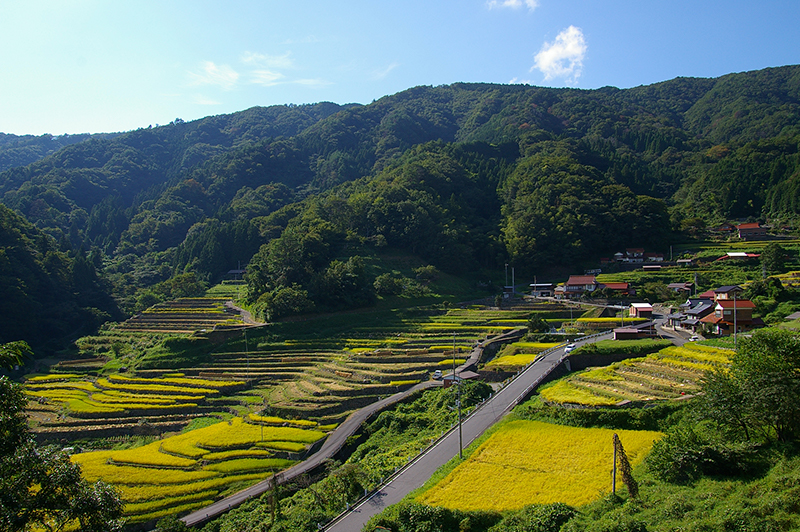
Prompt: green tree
<box><xmin>527</xmin><ymin>314</ymin><xmax>551</xmax><ymax>333</ymax></box>
<box><xmin>0</xmin><ymin>376</ymin><xmax>124</xmax><ymax>531</ymax></box>
<box><xmin>0</xmin><ymin>341</ymin><xmax>32</xmax><ymax>370</ymax></box>
<box><xmin>761</xmin><ymin>242</ymin><xmax>789</xmax><ymax>274</ymax></box>
<box><xmin>697</xmin><ymin>328</ymin><xmax>800</xmax><ymax>443</ymax></box>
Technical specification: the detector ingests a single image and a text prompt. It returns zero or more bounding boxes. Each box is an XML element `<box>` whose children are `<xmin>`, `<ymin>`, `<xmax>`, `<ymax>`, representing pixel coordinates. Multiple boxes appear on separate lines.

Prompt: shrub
<box><xmin>645</xmin><ymin>425</ymin><xmax>762</xmax><ymax>484</ymax></box>
<box><xmin>489</xmin><ymin>502</ymin><xmax>576</xmax><ymax>532</ymax></box>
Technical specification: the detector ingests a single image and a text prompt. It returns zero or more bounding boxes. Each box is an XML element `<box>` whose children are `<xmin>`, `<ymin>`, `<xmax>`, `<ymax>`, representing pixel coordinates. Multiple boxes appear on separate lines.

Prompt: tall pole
<box><xmin>733</xmin><ymin>292</ymin><xmax>738</xmax><ymax>350</ymax></box>
<box><xmin>244</xmin><ymin>328</ymin><xmax>250</xmax><ymax>381</ymax></box>
<box><xmin>453</xmin><ymin>333</ymin><xmax>462</xmax><ymax>460</ymax></box>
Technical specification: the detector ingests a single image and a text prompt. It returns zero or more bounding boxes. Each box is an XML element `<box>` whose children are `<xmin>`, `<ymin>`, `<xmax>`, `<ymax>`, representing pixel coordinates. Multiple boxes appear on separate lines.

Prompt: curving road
<box><xmin>324</xmin><ymin>330</ymin><xmax>612</xmax><ymax>532</ymax></box>
<box><xmin>180</xmin><ymin>330</ymin><xmax>521</xmax><ymax>527</ymax></box>
<box><xmin>181</xmin><ymin>379</ymin><xmax>440</xmax><ymax>527</ymax></box>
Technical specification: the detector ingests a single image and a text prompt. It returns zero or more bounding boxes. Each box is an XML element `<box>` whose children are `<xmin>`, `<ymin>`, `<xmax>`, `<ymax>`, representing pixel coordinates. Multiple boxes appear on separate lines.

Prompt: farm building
<box><xmin>613</xmin><ymin>328</ymin><xmax>641</xmax><ymax>340</ymax></box>
<box><xmin>629</xmin><ymin>303</ymin><xmax>653</xmax><ymax>318</ymax></box>
<box><xmin>443</xmin><ymin>370</ymin><xmax>480</xmax><ymax>388</ymax></box>
<box><xmin>529</xmin><ymin>283</ymin><xmax>554</xmax><ymax>297</ymax></box>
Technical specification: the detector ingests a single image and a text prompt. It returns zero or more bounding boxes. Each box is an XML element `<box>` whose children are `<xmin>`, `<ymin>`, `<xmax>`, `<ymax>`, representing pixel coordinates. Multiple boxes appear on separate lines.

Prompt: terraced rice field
<box><xmin>539</xmin><ymin>343</ymin><xmax>732</xmax><ymax>406</ymax></box>
<box><xmin>27</xmin><ymin>300</ymin><xmax>577</xmax><ymax>523</ymax></box>
<box><xmin>116</xmin><ymin>298</ymin><xmax>247</xmax><ymax>333</ymax></box>
<box><xmin>25</xmin><ymin>373</ymin><xmax>246</xmax><ymax>417</ymax></box>
<box><xmin>71</xmin><ymin>416</ymin><xmax>328</xmax><ymax>524</ymax></box>
<box><xmin>418</xmin><ymin>419</ymin><xmax>661</xmax><ymax>511</ymax></box>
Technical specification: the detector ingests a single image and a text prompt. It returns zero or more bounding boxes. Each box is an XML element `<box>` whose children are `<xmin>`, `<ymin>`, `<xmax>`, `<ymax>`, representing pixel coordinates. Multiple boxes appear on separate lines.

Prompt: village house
<box><xmin>563</xmin><ymin>275</ymin><xmax>598</xmax><ymax>298</ymax></box>
<box><xmin>714</xmin><ymin>285</ymin><xmax>744</xmax><ymax>301</ymax></box>
<box><xmin>557</xmin><ymin>275</ymin><xmax>635</xmax><ymax>299</ymax></box>
<box><xmin>667</xmin><ymin>298</ymin><xmax>716</xmax><ymax>333</ymax></box>
<box><xmin>711</xmin><ymin>222</ymin><xmax>737</xmax><ymax>234</ymax></box>
<box><xmin>737</xmin><ymin>222</ymin><xmax>767</xmax><ymax>240</ymax></box>
<box><xmin>700</xmin><ymin>299</ymin><xmax>760</xmax><ymax>336</ymax></box>
<box><xmin>667</xmin><ymin>282</ymin><xmax>693</xmax><ymax>293</ymax></box>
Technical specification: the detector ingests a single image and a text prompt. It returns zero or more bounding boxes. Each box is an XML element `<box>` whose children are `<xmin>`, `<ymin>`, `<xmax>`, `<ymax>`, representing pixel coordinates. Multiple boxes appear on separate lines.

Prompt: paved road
<box><xmin>181</xmin><ymin>379</ymin><xmax>439</xmax><ymax>527</ymax></box>
<box><xmin>325</xmin><ymin>331</ymin><xmax>612</xmax><ymax>532</ymax></box>
<box><xmin>181</xmin><ymin>330</ymin><xmax>522</xmax><ymax>527</ymax></box>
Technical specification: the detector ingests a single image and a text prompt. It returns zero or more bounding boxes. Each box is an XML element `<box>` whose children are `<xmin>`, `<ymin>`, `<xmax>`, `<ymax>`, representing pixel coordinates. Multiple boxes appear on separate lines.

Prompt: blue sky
<box><xmin>1</xmin><ymin>0</ymin><xmax>798</xmax><ymax>135</ymax></box>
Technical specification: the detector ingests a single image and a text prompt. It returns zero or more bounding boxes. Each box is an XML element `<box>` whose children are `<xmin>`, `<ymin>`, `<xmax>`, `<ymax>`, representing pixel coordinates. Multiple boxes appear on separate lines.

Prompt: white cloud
<box><xmin>372</xmin><ymin>62</ymin><xmax>399</xmax><ymax>80</ymax></box>
<box><xmin>242</xmin><ymin>51</ymin><xmax>294</xmax><ymax>69</ymax></box>
<box><xmin>532</xmin><ymin>25</ymin><xmax>586</xmax><ymax>84</ymax></box>
<box><xmin>487</xmin><ymin>0</ymin><xmax>538</xmax><ymax>10</ymax></box>
<box><xmin>250</xmin><ymin>69</ymin><xmax>285</xmax><ymax>86</ymax></box>
<box><xmin>189</xmin><ymin>61</ymin><xmax>239</xmax><ymax>90</ymax></box>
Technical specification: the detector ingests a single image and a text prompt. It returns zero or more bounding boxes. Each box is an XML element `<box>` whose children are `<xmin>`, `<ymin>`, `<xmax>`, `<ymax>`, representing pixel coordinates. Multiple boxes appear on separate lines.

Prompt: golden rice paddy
<box><xmin>539</xmin><ymin>343</ymin><xmax>732</xmax><ymax>405</ymax></box>
<box><xmin>418</xmin><ymin>420</ymin><xmax>661</xmax><ymax>511</ymax></box>
<box><xmin>71</xmin><ymin>416</ymin><xmax>327</xmax><ymax>523</ymax></box>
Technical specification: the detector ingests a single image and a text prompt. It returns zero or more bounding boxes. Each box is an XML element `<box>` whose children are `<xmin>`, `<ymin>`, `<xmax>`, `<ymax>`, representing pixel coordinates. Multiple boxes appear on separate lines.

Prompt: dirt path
<box><xmin>224</xmin><ymin>300</ymin><xmax>264</xmax><ymax>325</ymax></box>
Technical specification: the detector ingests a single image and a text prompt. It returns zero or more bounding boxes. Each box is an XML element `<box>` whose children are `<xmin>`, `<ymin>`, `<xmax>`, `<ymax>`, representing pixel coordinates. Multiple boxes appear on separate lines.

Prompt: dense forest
<box><xmin>1</xmin><ymin>65</ymin><xmax>799</xmax><ymax>349</ymax></box>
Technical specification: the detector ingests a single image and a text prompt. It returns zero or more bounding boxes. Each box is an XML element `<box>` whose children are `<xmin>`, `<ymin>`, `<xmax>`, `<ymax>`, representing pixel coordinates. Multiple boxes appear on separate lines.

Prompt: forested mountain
<box><xmin>0</xmin><ymin>132</ymin><xmax>117</xmax><ymax>174</ymax></box>
<box><xmin>0</xmin><ymin>204</ymin><xmax>120</xmax><ymax>350</ymax></box>
<box><xmin>1</xmin><ymin>65</ymin><xmax>799</xmax><ymax>347</ymax></box>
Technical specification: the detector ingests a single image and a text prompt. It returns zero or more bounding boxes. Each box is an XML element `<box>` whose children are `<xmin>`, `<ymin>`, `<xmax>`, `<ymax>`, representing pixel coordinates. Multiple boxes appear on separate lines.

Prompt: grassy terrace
<box><xmin>116</xmin><ymin>298</ymin><xmax>247</xmax><ymax>333</ymax></box>
<box><xmin>539</xmin><ymin>342</ymin><xmax>732</xmax><ymax>406</ymax></box>
<box><xmin>26</xmin><ymin>293</ymin><xmax>586</xmax><ymax>524</ymax></box>
<box><xmin>72</xmin><ymin>416</ymin><xmax>328</xmax><ymax>524</ymax></box>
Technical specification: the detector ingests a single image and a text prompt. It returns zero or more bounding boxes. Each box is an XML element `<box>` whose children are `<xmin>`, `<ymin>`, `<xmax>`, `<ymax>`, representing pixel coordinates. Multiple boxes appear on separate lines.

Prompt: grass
<box><xmin>417</xmin><ymin>419</ymin><xmax>661</xmax><ymax>511</ymax></box>
<box><xmin>539</xmin><ymin>380</ymin><xmax>622</xmax><ymax>406</ymax></box>
<box><xmin>485</xmin><ymin>353</ymin><xmax>538</xmax><ymax>368</ymax></box>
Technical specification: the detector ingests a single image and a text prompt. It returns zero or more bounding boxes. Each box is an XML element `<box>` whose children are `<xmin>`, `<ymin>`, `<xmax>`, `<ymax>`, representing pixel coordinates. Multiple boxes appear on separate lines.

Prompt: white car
<box><xmin>432</xmin><ymin>370</ymin><xmax>443</xmax><ymax>380</ymax></box>
<box><xmin>689</xmin><ymin>335</ymin><xmax>699</xmax><ymax>342</ymax></box>
<box><xmin>564</xmin><ymin>343</ymin><xmax>577</xmax><ymax>354</ymax></box>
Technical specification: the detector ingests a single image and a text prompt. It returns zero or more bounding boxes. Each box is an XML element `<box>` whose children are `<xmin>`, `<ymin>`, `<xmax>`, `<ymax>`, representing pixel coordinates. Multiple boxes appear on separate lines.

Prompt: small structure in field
<box><xmin>629</xmin><ymin>303</ymin><xmax>653</xmax><ymax>319</ymax></box>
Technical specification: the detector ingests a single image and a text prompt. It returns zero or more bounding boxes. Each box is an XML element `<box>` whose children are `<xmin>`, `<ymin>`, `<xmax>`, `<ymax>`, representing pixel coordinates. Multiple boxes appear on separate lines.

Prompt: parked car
<box><xmin>689</xmin><ymin>335</ymin><xmax>699</xmax><ymax>342</ymax></box>
<box><xmin>432</xmin><ymin>370</ymin><xmax>443</xmax><ymax>380</ymax></box>
<box><xmin>564</xmin><ymin>344</ymin><xmax>577</xmax><ymax>353</ymax></box>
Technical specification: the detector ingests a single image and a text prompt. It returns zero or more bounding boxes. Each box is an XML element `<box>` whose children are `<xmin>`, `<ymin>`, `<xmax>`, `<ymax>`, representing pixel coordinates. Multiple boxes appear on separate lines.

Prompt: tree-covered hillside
<box><xmin>0</xmin><ymin>204</ymin><xmax>120</xmax><ymax>350</ymax></box>
<box><xmin>1</xmin><ymin>65</ymin><xmax>799</xmax><ymax>348</ymax></box>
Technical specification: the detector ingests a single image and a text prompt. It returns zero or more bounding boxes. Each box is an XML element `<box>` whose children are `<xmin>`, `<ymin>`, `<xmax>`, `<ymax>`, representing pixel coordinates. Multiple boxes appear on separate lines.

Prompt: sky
<box><xmin>1</xmin><ymin>0</ymin><xmax>799</xmax><ymax>136</ymax></box>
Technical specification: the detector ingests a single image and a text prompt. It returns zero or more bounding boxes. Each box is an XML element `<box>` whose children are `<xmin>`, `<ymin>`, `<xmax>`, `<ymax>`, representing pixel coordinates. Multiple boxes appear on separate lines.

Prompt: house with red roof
<box><xmin>700</xmin><ymin>299</ymin><xmax>761</xmax><ymax>336</ymax></box>
<box><xmin>737</xmin><ymin>222</ymin><xmax>767</xmax><ymax>240</ymax></box>
<box><xmin>564</xmin><ymin>275</ymin><xmax>597</xmax><ymax>298</ymax></box>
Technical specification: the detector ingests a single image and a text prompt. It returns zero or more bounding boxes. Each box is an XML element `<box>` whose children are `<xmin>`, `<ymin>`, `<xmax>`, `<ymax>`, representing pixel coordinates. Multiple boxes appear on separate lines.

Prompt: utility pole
<box><xmin>244</xmin><ymin>328</ymin><xmax>250</xmax><ymax>381</ymax></box>
<box><xmin>733</xmin><ymin>292</ymin><xmax>738</xmax><ymax>350</ymax></box>
<box><xmin>453</xmin><ymin>333</ymin><xmax>463</xmax><ymax>460</ymax></box>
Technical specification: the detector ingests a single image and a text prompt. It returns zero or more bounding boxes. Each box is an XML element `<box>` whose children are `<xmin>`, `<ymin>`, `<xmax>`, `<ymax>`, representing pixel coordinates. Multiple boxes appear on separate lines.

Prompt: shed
<box><xmin>613</xmin><ymin>328</ymin><xmax>641</xmax><ymax>340</ymax></box>
<box><xmin>629</xmin><ymin>302</ymin><xmax>653</xmax><ymax>318</ymax></box>
<box><xmin>443</xmin><ymin>370</ymin><xmax>480</xmax><ymax>388</ymax></box>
